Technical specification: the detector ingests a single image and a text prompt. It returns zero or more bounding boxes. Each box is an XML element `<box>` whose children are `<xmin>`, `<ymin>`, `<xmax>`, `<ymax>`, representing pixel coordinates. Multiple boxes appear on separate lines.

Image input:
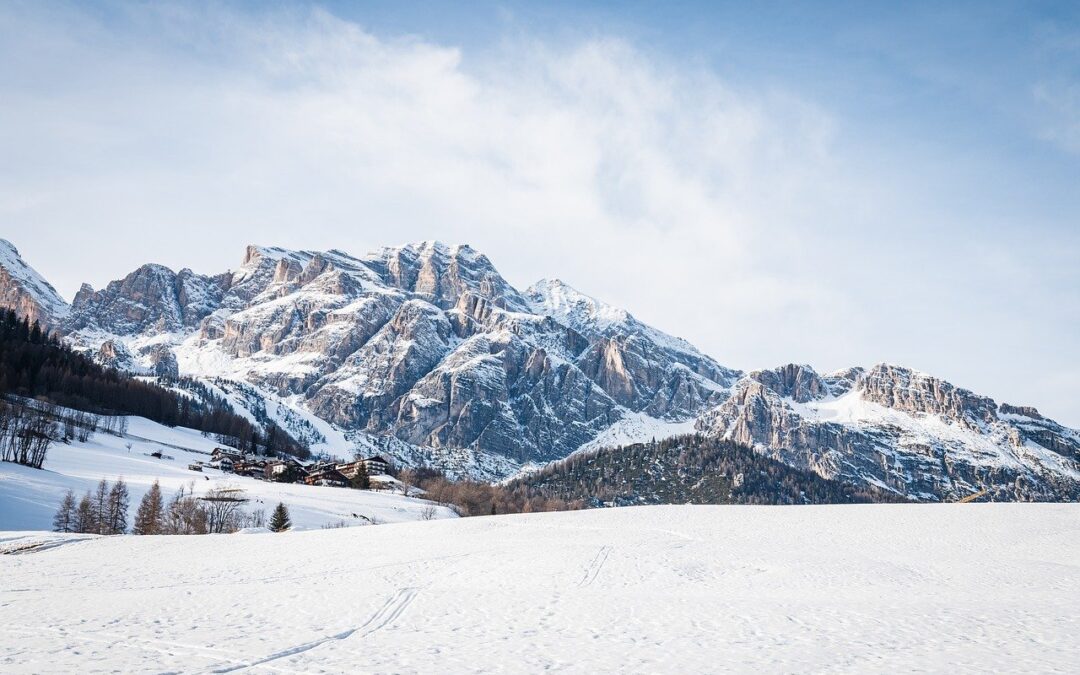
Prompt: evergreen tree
<box><xmin>105</xmin><ymin>478</ymin><xmax>130</xmax><ymax>534</ymax></box>
<box><xmin>53</xmin><ymin>489</ymin><xmax>77</xmax><ymax>532</ymax></box>
<box><xmin>133</xmin><ymin>480</ymin><xmax>165</xmax><ymax>535</ymax></box>
<box><xmin>269</xmin><ymin>502</ymin><xmax>291</xmax><ymax>532</ymax></box>
<box><xmin>350</xmin><ymin>462</ymin><xmax>370</xmax><ymax>490</ymax></box>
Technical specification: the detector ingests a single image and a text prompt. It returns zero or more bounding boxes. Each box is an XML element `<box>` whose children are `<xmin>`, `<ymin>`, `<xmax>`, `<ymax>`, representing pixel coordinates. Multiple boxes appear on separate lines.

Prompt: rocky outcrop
<box><xmin>43</xmin><ymin>240</ymin><xmax>737</xmax><ymax>470</ymax></box>
<box><xmin>859</xmin><ymin>364</ymin><xmax>998</xmax><ymax>430</ymax></box>
<box><xmin>697</xmin><ymin>363</ymin><xmax>1080</xmax><ymax>501</ymax></box>
<box><xmin>66</xmin><ymin>264</ymin><xmax>227</xmax><ymax>336</ymax></box>
<box><xmin>0</xmin><ymin>239</ymin><xmax>69</xmax><ymax>328</ymax></box>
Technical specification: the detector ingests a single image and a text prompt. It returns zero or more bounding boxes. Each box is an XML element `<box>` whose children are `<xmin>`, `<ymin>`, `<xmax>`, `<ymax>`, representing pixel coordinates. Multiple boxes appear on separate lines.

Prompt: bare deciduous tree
<box><xmin>200</xmin><ymin>484</ymin><xmax>249</xmax><ymax>534</ymax></box>
<box><xmin>53</xmin><ymin>490</ymin><xmax>77</xmax><ymax>532</ymax></box>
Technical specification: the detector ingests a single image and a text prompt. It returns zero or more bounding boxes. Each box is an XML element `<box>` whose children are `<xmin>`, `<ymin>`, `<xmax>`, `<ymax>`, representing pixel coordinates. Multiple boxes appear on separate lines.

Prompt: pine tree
<box><xmin>105</xmin><ymin>478</ymin><xmax>130</xmax><ymax>534</ymax></box>
<box><xmin>53</xmin><ymin>490</ymin><xmax>77</xmax><ymax>532</ymax></box>
<box><xmin>350</xmin><ymin>462</ymin><xmax>370</xmax><ymax>490</ymax></box>
<box><xmin>269</xmin><ymin>502</ymin><xmax>291</xmax><ymax>532</ymax></box>
<box><xmin>133</xmin><ymin>480</ymin><xmax>164</xmax><ymax>535</ymax></box>
<box><xmin>74</xmin><ymin>492</ymin><xmax>96</xmax><ymax>534</ymax></box>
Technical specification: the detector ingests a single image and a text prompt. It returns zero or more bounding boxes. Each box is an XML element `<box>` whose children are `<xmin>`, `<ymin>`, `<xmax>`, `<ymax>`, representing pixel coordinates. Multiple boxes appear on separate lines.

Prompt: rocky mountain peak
<box><xmin>858</xmin><ymin>363</ymin><xmax>999</xmax><ymax>428</ymax></box>
<box><xmin>526</xmin><ymin>278</ymin><xmax>632</xmax><ymax>339</ymax></box>
<box><xmin>0</xmin><ymin>239</ymin><xmax>70</xmax><ymax>328</ymax></box>
<box><xmin>364</xmin><ymin>241</ymin><xmax>528</xmax><ymax>312</ymax></box>
<box><xmin>748</xmin><ymin>364</ymin><xmax>827</xmax><ymax>403</ymax></box>
<box><xmin>65</xmin><ymin>262</ymin><xmax>223</xmax><ymax>337</ymax></box>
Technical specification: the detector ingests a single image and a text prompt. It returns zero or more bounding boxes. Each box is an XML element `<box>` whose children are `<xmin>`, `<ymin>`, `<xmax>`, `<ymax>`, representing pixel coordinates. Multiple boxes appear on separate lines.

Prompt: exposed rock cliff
<box><xmin>0</xmin><ymin>239</ymin><xmax>69</xmax><ymax>328</ymax></box>
<box><xmin>697</xmin><ymin>363</ymin><xmax>1080</xmax><ymax>500</ymax></box>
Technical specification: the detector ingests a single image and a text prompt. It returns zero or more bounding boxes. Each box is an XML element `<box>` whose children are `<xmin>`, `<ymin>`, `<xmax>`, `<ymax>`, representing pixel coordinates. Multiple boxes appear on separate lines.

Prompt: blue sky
<box><xmin>1</xmin><ymin>1</ymin><xmax>1078</xmax><ymax>424</ymax></box>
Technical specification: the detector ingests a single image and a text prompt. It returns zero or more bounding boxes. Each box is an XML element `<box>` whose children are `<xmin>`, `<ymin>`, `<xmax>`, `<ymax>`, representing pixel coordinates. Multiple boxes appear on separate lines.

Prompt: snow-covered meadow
<box><xmin>2</xmin><ymin>504</ymin><xmax>1077</xmax><ymax>673</ymax></box>
<box><xmin>0</xmin><ymin>415</ymin><xmax>455</xmax><ymax>531</ymax></box>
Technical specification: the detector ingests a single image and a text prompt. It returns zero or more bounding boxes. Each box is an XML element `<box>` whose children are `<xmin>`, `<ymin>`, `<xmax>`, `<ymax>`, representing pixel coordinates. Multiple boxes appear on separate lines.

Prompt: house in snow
<box><xmin>335</xmin><ymin>460</ymin><xmax>367</xmax><ymax>480</ymax></box>
<box><xmin>358</xmin><ymin>455</ymin><xmax>391</xmax><ymax>476</ymax></box>
<box><xmin>304</xmin><ymin>467</ymin><xmax>348</xmax><ymax>488</ymax></box>
<box><xmin>211</xmin><ymin>447</ymin><xmax>244</xmax><ymax>463</ymax></box>
<box><xmin>265</xmin><ymin>458</ymin><xmax>305</xmax><ymax>483</ymax></box>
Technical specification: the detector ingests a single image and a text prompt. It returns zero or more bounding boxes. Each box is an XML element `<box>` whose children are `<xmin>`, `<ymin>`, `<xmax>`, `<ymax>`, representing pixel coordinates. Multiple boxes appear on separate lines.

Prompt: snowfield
<box><xmin>2</xmin><ymin>504</ymin><xmax>1078</xmax><ymax>673</ymax></box>
<box><xmin>0</xmin><ymin>414</ymin><xmax>456</xmax><ymax>531</ymax></box>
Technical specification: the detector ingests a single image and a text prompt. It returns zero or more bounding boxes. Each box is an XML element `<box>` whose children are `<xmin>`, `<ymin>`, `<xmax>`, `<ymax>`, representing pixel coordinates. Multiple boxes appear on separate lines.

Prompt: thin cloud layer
<box><xmin>0</xmin><ymin>3</ymin><xmax>1077</xmax><ymax>425</ymax></box>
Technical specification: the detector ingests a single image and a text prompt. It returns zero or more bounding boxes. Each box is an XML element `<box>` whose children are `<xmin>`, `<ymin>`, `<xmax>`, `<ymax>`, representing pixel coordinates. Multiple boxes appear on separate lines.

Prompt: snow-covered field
<box><xmin>2</xmin><ymin>504</ymin><xmax>1077</xmax><ymax>673</ymax></box>
<box><xmin>0</xmin><ymin>415</ymin><xmax>455</xmax><ymax>531</ymax></box>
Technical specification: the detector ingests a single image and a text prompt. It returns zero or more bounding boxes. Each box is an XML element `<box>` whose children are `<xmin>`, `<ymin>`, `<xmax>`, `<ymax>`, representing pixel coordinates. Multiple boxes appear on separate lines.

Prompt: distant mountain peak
<box><xmin>0</xmin><ymin>238</ymin><xmax>70</xmax><ymax>327</ymax></box>
<box><xmin>526</xmin><ymin>278</ymin><xmax>632</xmax><ymax>335</ymax></box>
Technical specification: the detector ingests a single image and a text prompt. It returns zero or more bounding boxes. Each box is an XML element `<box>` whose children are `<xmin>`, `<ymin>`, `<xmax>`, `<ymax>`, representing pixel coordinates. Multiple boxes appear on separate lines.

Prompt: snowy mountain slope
<box><xmin>0</xmin><ymin>239</ymin><xmax>69</xmax><ymax>328</ymax></box>
<box><xmin>3</xmin><ymin>504</ymin><xmax>1078</xmax><ymax>673</ymax></box>
<box><xmin>0</xmin><ymin>413</ymin><xmax>455</xmax><ymax>531</ymax></box>
<box><xmin>697</xmin><ymin>363</ymin><xmax>1080</xmax><ymax>501</ymax></box>
<box><xmin>13</xmin><ymin>240</ymin><xmax>737</xmax><ymax>474</ymax></box>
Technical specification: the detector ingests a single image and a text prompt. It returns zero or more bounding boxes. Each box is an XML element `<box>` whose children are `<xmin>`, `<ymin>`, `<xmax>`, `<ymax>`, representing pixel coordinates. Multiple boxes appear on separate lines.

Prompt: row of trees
<box><xmin>0</xmin><ymin>397</ymin><xmax>133</xmax><ymax>470</ymax></box>
<box><xmin>0</xmin><ymin>399</ymin><xmax>56</xmax><ymax>468</ymax></box>
<box><xmin>56</xmin><ymin>479</ymin><xmax>294</xmax><ymax>535</ymax></box>
<box><xmin>53</xmin><ymin>478</ymin><xmax>131</xmax><ymax>534</ymax></box>
<box><xmin>398</xmin><ymin>467</ymin><xmax>584</xmax><ymax>516</ymax></box>
<box><xmin>516</xmin><ymin>434</ymin><xmax>909</xmax><ymax>506</ymax></box>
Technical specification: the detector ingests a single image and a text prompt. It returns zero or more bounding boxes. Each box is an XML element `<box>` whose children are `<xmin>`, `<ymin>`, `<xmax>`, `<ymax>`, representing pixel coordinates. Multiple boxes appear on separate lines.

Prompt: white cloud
<box><xmin>0</xmin><ymin>3</ymin><xmax>1077</xmax><ymax>426</ymax></box>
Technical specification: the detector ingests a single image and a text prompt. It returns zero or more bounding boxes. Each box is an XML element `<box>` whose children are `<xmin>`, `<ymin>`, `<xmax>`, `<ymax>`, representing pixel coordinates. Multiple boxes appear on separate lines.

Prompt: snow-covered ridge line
<box><xmin>697</xmin><ymin>362</ymin><xmax>1080</xmax><ymax>501</ymax></box>
<box><xmin>0</xmin><ymin>239</ymin><xmax>1077</xmax><ymax>499</ymax></box>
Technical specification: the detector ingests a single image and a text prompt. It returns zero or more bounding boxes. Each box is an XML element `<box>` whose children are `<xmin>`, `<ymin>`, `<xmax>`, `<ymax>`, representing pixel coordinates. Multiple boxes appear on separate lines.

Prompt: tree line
<box><xmin>398</xmin><ymin>467</ymin><xmax>585</xmax><ymax>516</ymax></box>
<box><xmin>55</xmin><ymin>479</ymin><xmax>294</xmax><ymax>535</ymax></box>
<box><xmin>53</xmin><ymin>478</ymin><xmax>131</xmax><ymax>535</ymax></box>
<box><xmin>512</xmin><ymin>434</ymin><xmax>909</xmax><ymax>506</ymax></box>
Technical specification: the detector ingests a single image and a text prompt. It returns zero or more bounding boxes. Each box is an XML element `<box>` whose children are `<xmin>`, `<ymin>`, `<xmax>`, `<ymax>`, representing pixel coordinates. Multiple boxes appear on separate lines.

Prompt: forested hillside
<box><xmin>0</xmin><ymin>309</ymin><xmax>308</xmax><ymax>458</ymax></box>
<box><xmin>515</xmin><ymin>435</ymin><xmax>907</xmax><ymax>506</ymax></box>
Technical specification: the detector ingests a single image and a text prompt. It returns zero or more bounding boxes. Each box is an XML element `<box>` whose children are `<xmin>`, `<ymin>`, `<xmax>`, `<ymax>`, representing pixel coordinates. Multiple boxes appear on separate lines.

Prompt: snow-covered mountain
<box><xmin>0</xmin><ymin>239</ymin><xmax>69</xmax><ymax>328</ymax></box>
<box><xmin>697</xmin><ymin>363</ymin><xmax>1080</xmax><ymax>501</ymax></box>
<box><xmin>1</xmin><ymin>239</ymin><xmax>1078</xmax><ymax>499</ymax></box>
<box><xmin>2</xmin><ymin>241</ymin><xmax>738</xmax><ymax>477</ymax></box>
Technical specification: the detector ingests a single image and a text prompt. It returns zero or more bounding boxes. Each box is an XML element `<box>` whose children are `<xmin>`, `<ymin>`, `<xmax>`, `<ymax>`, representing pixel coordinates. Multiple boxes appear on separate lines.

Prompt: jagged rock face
<box><xmin>45</xmin><ymin>240</ymin><xmax>736</xmax><ymax>468</ymax></box>
<box><xmin>527</xmin><ymin>278</ymin><xmax>740</xmax><ymax>420</ymax></box>
<box><xmin>859</xmin><ymin>364</ymin><xmax>999</xmax><ymax>430</ymax></box>
<box><xmin>4</xmin><ymin>237</ymin><xmax>1078</xmax><ymax>493</ymax></box>
<box><xmin>0</xmin><ymin>239</ymin><xmax>69</xmax><ymax>328</ymax></box>
<box><xmin>66</xmin><ymin>264</ymin><xmax>227</xmax><ymax>337</ymax></box>
<box><xmin>363</xmin><ymin>243</ymin><xmax>530</xmax><ymax>312</ymax></box>
<box><xmin>698</xmin><ymin>363</ymin><xmax>1080</xmax><ymax>501</ymax></box>
<box><xmin>749</xmin><ymin>363</ymin><xmax>827</xmax><ymax>403</ymax></box>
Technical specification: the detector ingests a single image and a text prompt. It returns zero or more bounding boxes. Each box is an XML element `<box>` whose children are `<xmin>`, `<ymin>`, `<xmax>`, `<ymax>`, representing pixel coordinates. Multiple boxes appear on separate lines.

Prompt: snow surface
<box><xmin>0</xmin><ymin>415</ymin><xmax>455</xmax><ymax>531</ymax></box>
<box><xmin>573</xmin><ymin>411</ymin><xmax>697</xmax><ymax>454</ymax></box>
<box><xmin>1</xmin><ymin>504</ymin><xmax>1077</xmax><ymax>673</ymax></box>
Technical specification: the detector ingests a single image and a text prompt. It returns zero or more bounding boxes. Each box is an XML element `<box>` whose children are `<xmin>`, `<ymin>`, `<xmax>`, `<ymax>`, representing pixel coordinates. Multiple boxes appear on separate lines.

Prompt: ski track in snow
<box><xmin>212</xmin><ymin>587</ymin><xmax>421</xmax><ymax>673</ymax></box>
<box><xmin>2</xmin><ymin>504</ymin><xmax>1079</xmax><ymax>674</ymax></box>
<box><xmin>578</xmin><ymin>545</ymin><xmax>612</xmax><ymax>587</ymax></box>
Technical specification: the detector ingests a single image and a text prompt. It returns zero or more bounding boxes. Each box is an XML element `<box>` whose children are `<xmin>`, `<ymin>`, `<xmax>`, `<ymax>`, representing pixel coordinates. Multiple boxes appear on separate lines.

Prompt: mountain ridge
<box><xmin>1</xmin><ymin>238</ymin><xmax>1077</xmax><ymax>499</ymax></box>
